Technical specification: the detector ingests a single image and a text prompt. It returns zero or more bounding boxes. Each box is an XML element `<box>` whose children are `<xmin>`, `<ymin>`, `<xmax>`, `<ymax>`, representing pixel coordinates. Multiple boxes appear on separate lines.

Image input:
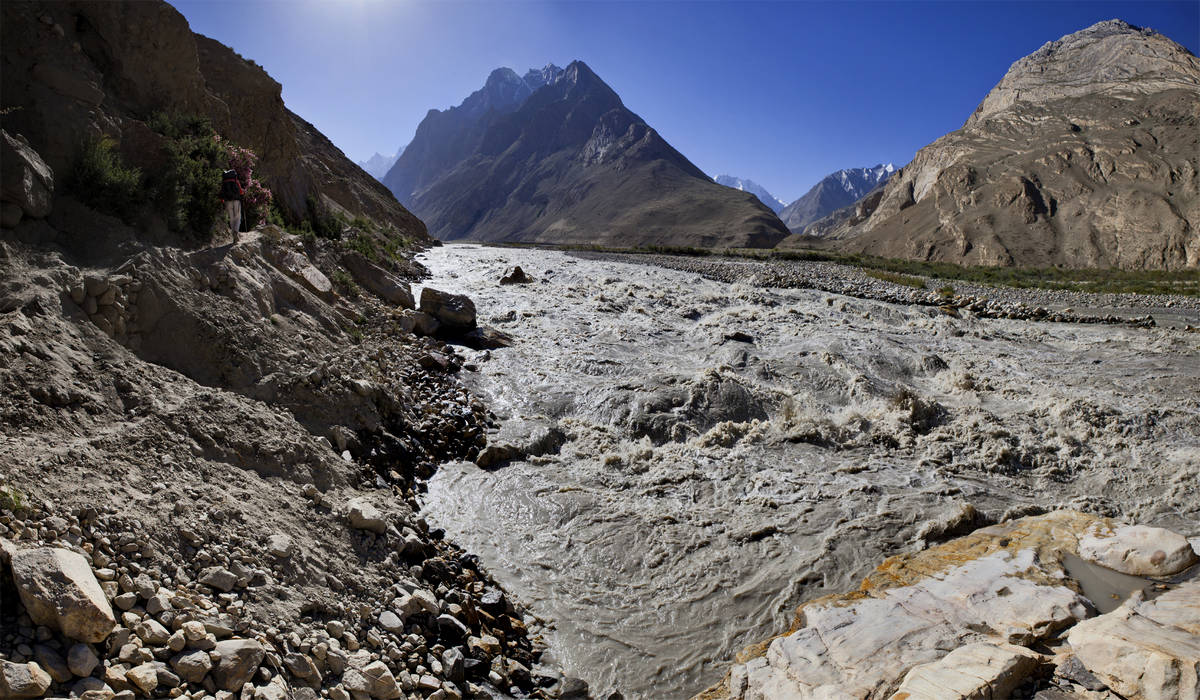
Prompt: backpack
<box><xmin>220</xmin><ymin>170</ymin><xmax>243</xmax><ymax>201</ymax></box>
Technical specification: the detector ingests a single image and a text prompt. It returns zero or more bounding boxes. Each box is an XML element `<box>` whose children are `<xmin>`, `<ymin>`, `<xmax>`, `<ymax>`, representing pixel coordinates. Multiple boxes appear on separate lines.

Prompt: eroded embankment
<box><xmin>417</xmin><ymin>244</ymin><xmax>1200</xmax><ymax>699</ymax></box>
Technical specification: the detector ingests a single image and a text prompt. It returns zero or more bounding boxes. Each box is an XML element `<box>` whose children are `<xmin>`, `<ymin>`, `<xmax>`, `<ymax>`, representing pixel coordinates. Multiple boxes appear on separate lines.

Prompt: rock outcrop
<box><xmin>698</xmin><ymin>510</ymin><xmax>1200</xmax><ymax>700</ymax></box>
<box><xmin>384</xmin><ymin>62</ymin><xmax>789</xmax><ymax>249</ymax></box>
<box><xmin>809</xmin><ymin>20</ymin><xmax>1200</xmax><ymax>270</ymax></box>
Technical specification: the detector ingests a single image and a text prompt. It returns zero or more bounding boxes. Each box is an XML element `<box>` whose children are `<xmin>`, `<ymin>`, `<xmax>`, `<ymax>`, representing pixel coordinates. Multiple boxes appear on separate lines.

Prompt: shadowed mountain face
<box><xmin>778</xmin><ymin>164</ymin><xmax>894</xmax><ymax>233</ymax></box>
<box><xmin>384</xmin><ymin>61</ymin><xmax>789</xmax><ymax>248</ymax></box>
<box><xmin>812</xmin><ymin>20</ymin><xmax>1200</xmax><ymax>270</ymax></box>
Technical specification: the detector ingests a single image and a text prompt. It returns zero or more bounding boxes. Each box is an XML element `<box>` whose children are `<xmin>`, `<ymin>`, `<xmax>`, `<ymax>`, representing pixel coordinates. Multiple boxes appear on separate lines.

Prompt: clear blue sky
<box><xmin>171</xmin><ymin>0</ymin><xmax>1198</xmax><ymax>204</ymax></box>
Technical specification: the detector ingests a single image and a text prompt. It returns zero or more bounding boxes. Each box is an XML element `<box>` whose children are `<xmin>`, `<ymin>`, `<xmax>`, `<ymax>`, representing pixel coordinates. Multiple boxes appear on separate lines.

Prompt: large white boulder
<box><xmin>1078</xmin><ymin>523</ymin><xmax>1199</xmax><ymax>576</ymax></box>
<box><xmin>10</xmin><ymin>547</ymin><xmax>116</xmax><ymax>643</ymax></box>
<box><xmin>1067</xmin><ymin>580</ymin><xmax>1200</xmax><ymax>700</ymax></box>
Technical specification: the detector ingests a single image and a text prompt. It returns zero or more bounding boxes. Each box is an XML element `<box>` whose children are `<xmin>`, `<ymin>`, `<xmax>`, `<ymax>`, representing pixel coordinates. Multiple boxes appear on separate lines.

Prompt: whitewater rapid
<box><xmin>416</xmin><ymin>244</ymin><xmax>1200</xmax><ymax>699</ymax></box>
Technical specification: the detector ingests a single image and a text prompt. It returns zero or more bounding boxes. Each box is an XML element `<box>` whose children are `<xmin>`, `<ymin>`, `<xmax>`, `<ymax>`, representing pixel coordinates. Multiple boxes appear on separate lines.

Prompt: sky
<box><xmin>171</xmin><ymin>0</ymin><xmax>1199</xmax><ymax>204</ymax></box>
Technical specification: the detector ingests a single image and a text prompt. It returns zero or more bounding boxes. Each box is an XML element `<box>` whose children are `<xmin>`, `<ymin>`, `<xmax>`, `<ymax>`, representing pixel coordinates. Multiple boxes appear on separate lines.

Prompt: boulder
<box><xmin>0</xmin><ymin>661</ymin><xmax>52</xmax><ymax>698</ymax></box>
<box><xmin>10</xmin><ymin>547</ymin><xmax>116</xmax><ymax>642</ymax></box>
<box><xmin>343</xmin><ymin>661</ymin><xmax>402</xmax><ymax>699</ymax></box>
<box><xmin>0</xmin><ymin>130</ymin><xmax>53</xmax><ymax>221</ymax></box>
<box><xmin>419</xmin><ymin>288</ymin><xmax>476</xmax><ymax>331</ymax></box>
<box><xmin>1078</xmin><ymin>523</ymin><xmax>1199</xmax><ymax>576</ymax></box>
<box><xmin>198</xmin><ymin>566</ymin><xmax>238</xmax><ymax>592</ymax></box>
<box><xmin>461</xmin><ymin>326</ymin><xmax>513</xmax><ymax>350</ymax></box>
<box><xmin>893</xmin><ymin>642</ymin><xmax>1044</xmax><ymax>698</ymax></box>
<box><xmin>124</xmin><ymin>662</ymin><xmax>158</xmax><ymax>695</ymax></box>
<box><xmin>347</xmin><ymin>498</ymin><xmax>386</xmax><ymax>534</ymax></box>
<box><xmin>170</xmin><ymin>650</ymin><xmax>212</xmax><ymax>684</ymax></box>
<box><xmin>211</xmin><ymin>639</ymin><xmax>265</xmax><ymax>692</ymax></box>
<box><xmin>499</xmin><ymin>266</ymin><xmax>533</xmax><ymax>285</ymax></box>
<box><xmin>68</xmin><ymin>643</ymin><xmax>100</xmax><ymax>677</ymax></box>
<box><xmin>341</xmin><ymin>253</ymin><xmax>415</xmax><ymax>308</ymax></box>
<box><xmin>1067</xmin><ymin>581</ymin><xmax>1200</xmax><ymax>700</ymax></box>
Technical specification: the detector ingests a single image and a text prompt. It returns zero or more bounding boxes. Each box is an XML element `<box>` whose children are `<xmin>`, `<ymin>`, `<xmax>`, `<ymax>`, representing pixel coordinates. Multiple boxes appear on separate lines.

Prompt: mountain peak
<box><xmin>969</xmin><ymin>17</ymin><xmax>1200</xmax><ymax>125</ymax></box>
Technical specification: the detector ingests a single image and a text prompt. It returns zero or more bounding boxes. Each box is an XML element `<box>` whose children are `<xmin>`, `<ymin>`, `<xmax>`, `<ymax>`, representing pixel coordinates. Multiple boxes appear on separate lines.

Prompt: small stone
<box><xmin>136</xmin><ymin>618</ymin><xmax>171</xmax><ymax>645</ymax></box>
<box><xmin>198</xmin><ymin>567</ymin><xmax>238</xmax><ymax>593</ymax></box>
<box><xmin>167</xmin><ymin>630</ymin><xmax>187</xmax><ymax>652</ymax></box>
<box><xmin>378</xmin><ymin>611</ymin><xmax>403</xmax><ymax>634</ymax></box>
<box><xmin>125</xmin><ymin>662</ymin><xmax>159</xmax><ymax>694</ymax></box>
<box><xmin>171</xmin><ymin>650</ymin><xmax>213</xmax><ymax>684</ymax></box>
<box><xmin>211</xmin><ymin>639</ymin><xmax>264</xmax><ymax>692</ymax></box>
<box><xmin>114</xmin><ymin>592</ymin><xmax>138</xmax><ymax>611</ymax></box>
<box><xmin>69</xmin><ymin>642</ymin><xmax>101</xmax><ymax>677</ymax></box>
<box><xmin>182</xmin><ymin>621</ymin><xmax>207</xmax><ymax>642</ymax></box>
<box><xmin>347</xmin><ymin>498</ymin><xmax>386</xmax><ymax>534</ymax></box>
<box><xmin>33</xmin><ymin>644</ymin><xmax>71</xmax><ymax>683</ymax></box>
<box><xmin>0</xmin><ymin>660</ymin><xmax>52</xmax><ymax>698</ymax></box>
<box><xmin>282</xmin><ymin>653</ymin><xmax>320</xmax><ymax>681</ymax></box>
<box><xmin>325</xmin><ymin>621</ymin><xmax>345</xmax><ymax>638</ymax></box>
<box><xmin>266</xmin><ymin>534</ymin><xmax>293</xmax><ymax>559</ymax></box>
<box><xmin>436</xmin><ymin>615</ymin><xmax>468</xmax><ymax>644</ymax></box>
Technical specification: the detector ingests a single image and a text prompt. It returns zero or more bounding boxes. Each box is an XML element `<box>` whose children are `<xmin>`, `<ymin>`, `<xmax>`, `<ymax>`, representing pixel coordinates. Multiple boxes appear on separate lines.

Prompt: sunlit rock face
<box><xmin>814</xmin><ymin>20</ymin><xmax>1200</xmax><ymax>270</ymax></box>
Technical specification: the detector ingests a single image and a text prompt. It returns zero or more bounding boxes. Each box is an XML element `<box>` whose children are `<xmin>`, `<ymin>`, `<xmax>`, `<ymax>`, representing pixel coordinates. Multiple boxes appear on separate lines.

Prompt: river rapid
<box><xmin>415</xmin><ymin>244</ymin><xmax>1200</xmax><ymax>699</ymax></box>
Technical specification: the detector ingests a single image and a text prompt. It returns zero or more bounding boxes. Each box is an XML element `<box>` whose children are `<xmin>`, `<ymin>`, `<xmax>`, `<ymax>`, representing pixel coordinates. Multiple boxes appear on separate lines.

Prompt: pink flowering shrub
<box><xmin>223</xmin><ymin>143</ymin><xmax>273</xmax><ymax>228</ymax></box>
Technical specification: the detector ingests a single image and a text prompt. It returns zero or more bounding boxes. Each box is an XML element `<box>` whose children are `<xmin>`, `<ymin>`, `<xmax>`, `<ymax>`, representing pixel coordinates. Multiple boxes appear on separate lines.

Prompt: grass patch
<box><xmin>865</xmin><ymin>270</ymin><xmax>926</xmax><ymax>289</ymax></box>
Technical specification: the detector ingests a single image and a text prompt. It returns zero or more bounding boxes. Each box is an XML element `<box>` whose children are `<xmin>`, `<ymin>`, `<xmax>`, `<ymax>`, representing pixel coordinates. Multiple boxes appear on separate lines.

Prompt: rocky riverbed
<box><xmin>417</xmin><ymin>244</ymin><xmax>1200</xmax><ymax>699</ymax></box>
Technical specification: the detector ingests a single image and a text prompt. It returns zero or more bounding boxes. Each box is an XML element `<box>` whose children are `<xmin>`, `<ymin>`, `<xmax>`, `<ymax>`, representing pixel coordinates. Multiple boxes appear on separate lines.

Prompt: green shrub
<box><xmin>937</xmin><ymin>285</ymin><xmax>956</xmax><ymax>299</ymax></box>
<box><xmin>69</xmin><ymin>137</ymin><xmax>144</xmax><ymax>219</ymax></box>
<box><xmin>155</xmin><ymin>131</ymin><xmax>225</xmax><ymax>238</ymax></box>
<box><xmin>306</xmin><ymin>195</ymin><xmax>345</xmax><ymax>240</ymax></box>
<box><xmin>865</xmin><ymin>270</ymin><xmax>926</xmax><ymax>289</ymax></box>
<box><xmin>0</xmin><ymin>484</ymin><xmax>28</xmax><ymax>513</ymax></box>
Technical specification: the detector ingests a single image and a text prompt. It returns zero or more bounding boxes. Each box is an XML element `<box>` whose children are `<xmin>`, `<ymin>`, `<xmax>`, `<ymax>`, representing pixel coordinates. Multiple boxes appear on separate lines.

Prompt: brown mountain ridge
<box><xmin>801</xmin><ymin>20</ymin><xmax>1200</xmax><ymax>270</ymax></box>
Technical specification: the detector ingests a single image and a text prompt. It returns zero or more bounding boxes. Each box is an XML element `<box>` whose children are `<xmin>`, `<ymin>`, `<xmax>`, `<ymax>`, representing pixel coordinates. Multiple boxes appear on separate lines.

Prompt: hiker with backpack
<box><xmin>219</xmin><ymin>169</ymin><xmax>244</xmax><ymax>243</ymax></box>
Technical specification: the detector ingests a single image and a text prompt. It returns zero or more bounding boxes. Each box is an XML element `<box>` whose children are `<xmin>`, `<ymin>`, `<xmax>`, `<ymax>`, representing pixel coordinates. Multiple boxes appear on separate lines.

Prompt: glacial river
<box><xmin>417</xmin><ymin>244</ymin><xmax>1200</xmax><ymax>699</ymax></box>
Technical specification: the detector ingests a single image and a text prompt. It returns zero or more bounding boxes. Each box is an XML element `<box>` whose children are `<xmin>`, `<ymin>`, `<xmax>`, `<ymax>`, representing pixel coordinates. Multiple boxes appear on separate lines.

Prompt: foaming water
<box><xmin>417</xmin><ymin>245</ymin><xmax>1200</xmax><ymax>699</ymax></box>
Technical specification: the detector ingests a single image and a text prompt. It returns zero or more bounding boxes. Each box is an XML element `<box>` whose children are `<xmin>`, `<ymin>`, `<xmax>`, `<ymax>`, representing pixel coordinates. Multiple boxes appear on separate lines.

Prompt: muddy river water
<box><xmin>416</xmin><ymin>244</ymin><xmax>1200</xmax><ymax>699</ymax></box>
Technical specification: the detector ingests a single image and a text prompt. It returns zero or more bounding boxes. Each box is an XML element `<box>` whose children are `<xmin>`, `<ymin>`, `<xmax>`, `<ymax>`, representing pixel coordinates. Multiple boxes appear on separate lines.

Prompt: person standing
<box><xmin>219</xmin><ymin>169</ymin><xmax>244</xmax><ymax>243</ymax></box>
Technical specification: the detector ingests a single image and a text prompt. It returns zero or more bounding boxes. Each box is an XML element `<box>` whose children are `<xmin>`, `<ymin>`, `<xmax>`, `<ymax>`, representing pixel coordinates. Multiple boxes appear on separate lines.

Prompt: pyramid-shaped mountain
<box><xmin>383</xmin><ymin>62</ymin><xmax>789</xmax><ymax>248</ymax></box>
<box><xmin>779</xmin><ymin>164</ymin><xmax>894</xmax><ymax>233</ymax></box>
<box><xmin>817</xmin><ymin>20</ymin><xmax>1200</xmax><ymax>269</ymax></box>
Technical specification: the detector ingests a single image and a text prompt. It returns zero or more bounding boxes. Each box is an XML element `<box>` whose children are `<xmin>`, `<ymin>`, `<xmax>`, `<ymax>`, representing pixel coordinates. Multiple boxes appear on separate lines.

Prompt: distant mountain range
<box><xmin>779</xmin><ymin>164</ymin><xmax>894</xmax><ymax>234</ymax></box>
<box><xmin>357</xmin><ymin>148</ymin><xmax>404</xmax><ymax>181</ymax></box>
<box><xmin>382</xmin><ymin>62</ymin><xmax>789</xmax><ymax>248</ymax></box>
<box><xmin>804</xmin><ymin>20</ymin><xmax>1200</xmax><ymax>269</ymax></box>
<box><xmin>714</xmin><ymin>175</ymin><xmax>786</xmax><ymax>213</ymax></box>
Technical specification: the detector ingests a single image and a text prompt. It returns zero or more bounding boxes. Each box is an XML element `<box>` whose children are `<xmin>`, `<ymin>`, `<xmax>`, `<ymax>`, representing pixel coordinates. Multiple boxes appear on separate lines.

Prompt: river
<box><xmin>415</xmin><ymin>244</ymin><xmax>1200</xmax><ymax>699</ymax></box>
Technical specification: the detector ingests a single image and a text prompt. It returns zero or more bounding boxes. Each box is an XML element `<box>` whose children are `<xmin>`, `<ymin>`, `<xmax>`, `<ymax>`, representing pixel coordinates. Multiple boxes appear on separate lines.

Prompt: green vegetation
<box><xmin>68</xmin><ymin>136</ymin><xmax>143</xmax><ymax>219</ymax></box>
<box><xmin>150</xmin><ymin>113</ymin><xmax>225</xmax><ymax>238</ymax></box>
<box><xmin>70</xmin><ymin>113</ymin><xmax>276</xmax><ymax>244</ymax></box>
<box><xmin>331</xmin><ymin>268</ymin><xmax>359</xmax><ymax>298</ymax></box>
<box><xmin>937</xmin><ymin>284</ymin><xmax>956</xmax><ymax>299</ymax></box>
<box><xmin>864</xmin><ymin>270</ymin><xmax>926</xmax><ymax>289</ymax></box>
<box><xmin>0</xmin><ymin>484</ymin><xmax>28</xmax><ymax>513</ymax></box>
<box><xmin>500</xmin><ymin>241</ymin><xmax>1199</xmax><ymax>297</ymax></box>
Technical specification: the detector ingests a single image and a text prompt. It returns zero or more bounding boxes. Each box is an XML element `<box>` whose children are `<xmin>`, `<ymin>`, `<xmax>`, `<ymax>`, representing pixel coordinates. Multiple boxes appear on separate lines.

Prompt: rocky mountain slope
<box><xmin>713</xmin><ymin>176</ymin><xmax>786</xmax><ymax>213</ymax></box>
<box><xmin>1</xmin><ymin>0</ymin><xmax>423</xmax><ymax>242</ymax></box>
<box><xmin>777</xmin><ymin>164</ymin><xmax>894</xmax><ymax>233</ymax></box>
<box><xmin>383</xmin><ymin>62</ymin><xmax>789</xmax><ymax>249</ymax></box>
<box><xmin>0</xmin><ymin>2</ymin><xmax>586</xmax><ymax>699</ymax></box>
<box><xmin>807</xmin><ymin>20</ymin><xmax>1200</xmax><ymax>270</ymax></box>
